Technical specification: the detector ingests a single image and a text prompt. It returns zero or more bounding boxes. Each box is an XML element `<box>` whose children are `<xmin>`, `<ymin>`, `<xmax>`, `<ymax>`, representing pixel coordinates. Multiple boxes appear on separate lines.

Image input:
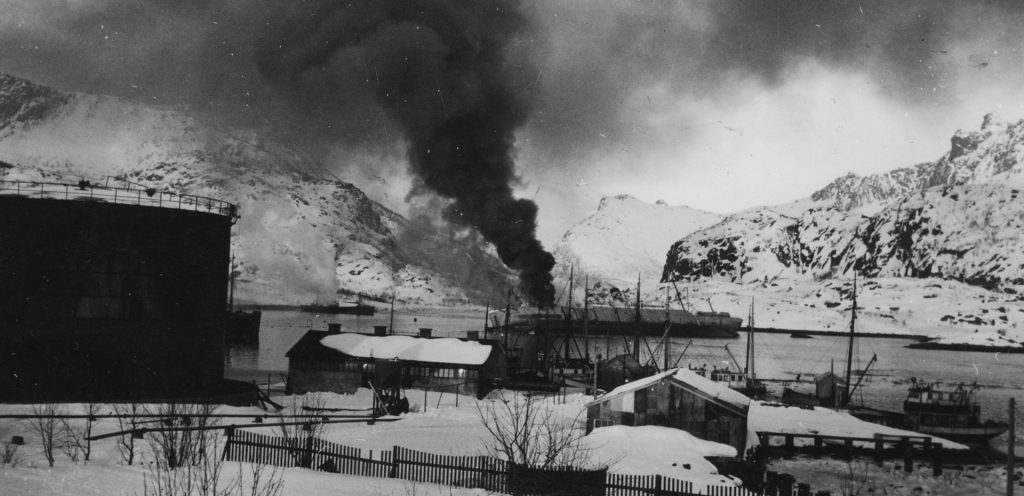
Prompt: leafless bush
<box><xmin>476</xmin><ymin>391</ymin><xmax>592</xmax><ymax>469</ymax></box>
<box><xmin>61</xmin><ymin>403</ymin><xmax>98</xmax><ymax>463</ymax></box>
<box><xmin>145</xmin><ymin>403</ymin><xmax>219</xmax><ymax>469</ymax></box>
<box><xmin>237</xmin><ymin>462</ymin><xmax>285</xmax><ymax>496</ymax></box>
<box><xmin>276</xmin><ymin>394</ymin><xmax>326</xmax><ymax>468</ymax></box>
<box><xmin>140</xmin><ymin>433</ymin><xmax>284</xmax><ymax>496</ymax></box>
<box><xmin>27</xmin><ymin>403</ymin><xmax>65</xmax><ymax>467</ymax></box>
<box><xmin>115</xmin><ymin>402</ymin><xmax>144</xmax><ymax>465</ymax></box>
<box><xmin>838</xmin><ymin>459</ymin><xmax>871</xmax><ymax>496</ymax></box>
<box><xmin>2</xmin><ymin>441</ymin><xmax>21</xmax><ymax>466</ymax></box>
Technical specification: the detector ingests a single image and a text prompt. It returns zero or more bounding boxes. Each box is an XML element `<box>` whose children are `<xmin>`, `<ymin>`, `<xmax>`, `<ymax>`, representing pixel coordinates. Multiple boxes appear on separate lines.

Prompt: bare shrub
<box><xmin>146</xmin><ymin>403</ymin><xmax>219</xmax><ymax>469</ymax></box>
<box><xmin>141</xmin><ymin>433</ymin><xmax>284</xmax><ymax>496</ymax></box>
<box><xmin>276</xmin><ymin>394</ymin><xmax>326</xmax><ymax>468</ymax></box>
<box><xmin>2</xmin><ymin>441</ymin><xmax>21</xmax><ymax>466</ymax></box>
<box><xmin>114</xmin><ymin>402</ymin><xmax>144</xmax><ymax>465</ymax></box>
<box><xmin>27</xmin><ymin>403</ymin><xmax>65</xmax><ymax>467</ymax></box>
<box><xmin>237</xmin><ymin>462</ymin><xmax>285</xmax><ymax>496</ymax></box>
<box><xmin>475</xmin><ymin>391</ymin><xmax>591</xmax><ymax>469</ymax></box>
<box><xmin>61</xmin><ymin>403</ymin><xmax>98</xmax><ymax>463</ymax></box>
<box><xmin>838</xmin><ymin>459</ymin><xmax>871</xmax><ymax>496</ymax></box>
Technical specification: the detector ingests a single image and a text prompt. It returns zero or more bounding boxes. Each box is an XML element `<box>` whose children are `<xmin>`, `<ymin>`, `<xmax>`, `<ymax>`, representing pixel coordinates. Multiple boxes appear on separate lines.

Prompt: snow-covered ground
<box><xmin>0</xmin><ymin>389</ymin><xmax>1013</xmax><ymax>496</ymax></box>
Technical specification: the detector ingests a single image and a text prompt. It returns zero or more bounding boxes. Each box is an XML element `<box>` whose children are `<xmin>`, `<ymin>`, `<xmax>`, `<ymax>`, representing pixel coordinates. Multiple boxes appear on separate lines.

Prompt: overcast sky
<box><xmin>3</xmin><ymin>1</ymin><xmax>1024</xmax><ymax>245</ymax></box>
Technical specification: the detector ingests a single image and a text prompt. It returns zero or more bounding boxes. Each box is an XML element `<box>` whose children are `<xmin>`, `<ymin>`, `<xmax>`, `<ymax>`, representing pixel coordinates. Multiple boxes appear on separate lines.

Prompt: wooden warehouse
<box><xmin>585</xmin><ymin>368</ymin><xmax>751</xmax><ymax>454</ymax></box>
<box><xmin>285</xmin><ymin>327</ymin><xmax>506</xmax><ymax>398</ymax></box>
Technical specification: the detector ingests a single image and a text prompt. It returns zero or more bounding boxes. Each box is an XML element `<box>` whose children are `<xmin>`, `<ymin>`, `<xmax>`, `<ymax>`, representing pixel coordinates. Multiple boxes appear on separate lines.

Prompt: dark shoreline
<box><xmin>905</xmin><ymin>341</ymin><xmax>1024</xmax><ymax>353</ymax></box>
<box><xmin>752</xmin><ymin>327</ymin><xmax>927</xmax><ymax>341</ymax></box>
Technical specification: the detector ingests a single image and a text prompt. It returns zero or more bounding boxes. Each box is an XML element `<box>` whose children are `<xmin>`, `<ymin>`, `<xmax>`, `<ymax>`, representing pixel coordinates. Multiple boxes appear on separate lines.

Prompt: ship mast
<box><xmin>583</xmin><ymin>274</ymin><xmax>590</xmax><ymax>360</ymax></box>
<box><xmin>745</xmin><ymin>297</ymin><xmax>755</xmax><ymax>385</ymax></box>
<box><xmin>632</xmin><ymin>274</ymin><xmax>641</xmax><ymax>361</ymax></box>
<box><xmin>843</xmin><ymin>273</ymin><xmax>857</xmax><ymax>407</ymax></box>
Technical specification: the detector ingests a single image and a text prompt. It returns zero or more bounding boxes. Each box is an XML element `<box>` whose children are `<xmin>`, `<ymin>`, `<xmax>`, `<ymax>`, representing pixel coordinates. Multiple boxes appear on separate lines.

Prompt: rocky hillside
<box><xmin>655</xmin><ymin>114</ymin><xmax>1024</xmax><ymax>341</ymax></box>
<box><xmin>0</xmin><ymin>73</ymin><xmax>511</xmax><ymax>306</ymax></box>
<box><xmin>810</xmin><ymin>113</ymin><xmax>1024</xmax><ymax>212</ymax></box>
<box><xmin>663</xmin><ymin>115</ymin><xmax>1024</xmax><ymax>294</ymax></box>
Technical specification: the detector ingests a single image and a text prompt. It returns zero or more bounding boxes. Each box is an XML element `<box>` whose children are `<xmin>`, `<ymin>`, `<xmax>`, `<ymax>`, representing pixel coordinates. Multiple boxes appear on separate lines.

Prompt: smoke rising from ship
<box><xmin>253</xmin><ymin>0</ymin><xmax>555</xmax><ymax>307</ymax></box>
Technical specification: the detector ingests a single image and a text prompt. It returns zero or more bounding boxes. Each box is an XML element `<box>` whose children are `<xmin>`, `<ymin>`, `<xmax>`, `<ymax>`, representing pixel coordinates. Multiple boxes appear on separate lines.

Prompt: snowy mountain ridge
<box><xmin>811</xmin><ymin>113</ymin><xmax>1024</xmax><ymax>212</ymax></box>
<box><xmin>551</xmin><ymin>194</ymin><xmax>722</xmax><ymax>293</ymax></box>
<box><xmin>0</xmin><ymin>73</ymin><xmax>512</xmax><ymax>306</ymax></box>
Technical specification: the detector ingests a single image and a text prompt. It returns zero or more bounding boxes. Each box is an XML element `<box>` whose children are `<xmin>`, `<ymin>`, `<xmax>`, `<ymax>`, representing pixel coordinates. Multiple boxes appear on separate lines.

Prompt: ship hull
<box><xmin>299</xmin><ymin>304</ymin><xmax>375</xmax><ymax>316</ymax></box>
<box><xmin>912</xmin><ymin>424</ymin><xmax>1008</xmax><ymax>444</ymax></box>
<box><xmin>515</xmin><ymin>321</ymin><xmax>739</xmax><ymax>339</ymax></box>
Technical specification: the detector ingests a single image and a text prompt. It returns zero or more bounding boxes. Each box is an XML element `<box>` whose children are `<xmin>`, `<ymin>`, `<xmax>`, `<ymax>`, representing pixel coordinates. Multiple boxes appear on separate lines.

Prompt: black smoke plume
<box><xmin>254</xmin><ymin>0</ymin><xmax>554</xmax><ymax>307</ymax></box>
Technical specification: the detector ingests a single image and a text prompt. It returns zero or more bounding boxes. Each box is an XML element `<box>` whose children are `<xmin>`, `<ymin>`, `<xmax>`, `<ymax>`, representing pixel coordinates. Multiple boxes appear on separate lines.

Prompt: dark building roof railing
<box><xmin>0</xmin><ymin>180</ymin><xmax>238</xmax><ymax>220</ymax></box>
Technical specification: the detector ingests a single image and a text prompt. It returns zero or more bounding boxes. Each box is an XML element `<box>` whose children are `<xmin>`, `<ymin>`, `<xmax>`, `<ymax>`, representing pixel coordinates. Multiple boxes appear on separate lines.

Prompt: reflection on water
<box><xmin>227</xmin><ymin>309</ymin><xmax>1024</xmax><ymax>426</ymax></box>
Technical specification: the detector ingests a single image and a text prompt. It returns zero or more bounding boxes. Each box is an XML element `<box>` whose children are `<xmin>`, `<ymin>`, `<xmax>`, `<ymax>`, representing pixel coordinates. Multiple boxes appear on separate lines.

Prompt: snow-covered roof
<box><xmin>319</xmin><ymin>333</ymin><xmax>493</xmax><ymax>366</ymax></box>
<box><xmin>588</xmin><ymin>368</ymin><xmax>751</xmax><ymax>412</ymax></box>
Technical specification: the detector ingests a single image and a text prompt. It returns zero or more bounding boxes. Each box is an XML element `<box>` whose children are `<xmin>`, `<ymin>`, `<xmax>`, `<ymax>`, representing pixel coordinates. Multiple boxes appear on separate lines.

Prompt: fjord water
<box><xmin>226</xmin><ymin>309</ymin><xmax>1024</xmax><ymax>448</ymax></box>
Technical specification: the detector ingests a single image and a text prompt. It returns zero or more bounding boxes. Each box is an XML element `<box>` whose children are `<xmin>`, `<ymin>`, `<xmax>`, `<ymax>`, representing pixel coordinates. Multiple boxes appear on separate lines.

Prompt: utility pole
<box><xmin>503</xmin><ymin>286</ymin><xmax>511</xmax><ymax>352</ymax></box>
<box><xmin>483</xmin><ymin>301</ymin><xmax>489</xmax><ymax>334</ymax></box>
<box><xmin>566</xmin><ymin>265</ymin><xmax>574</xmax><ymax>362</ymax></box>
<box><xmin>389</xmin><ymin>288</ymin><xmax>396</xmax><ymax>335</ymax></box>
<box><xmin>1009</xmin><ymin>397</ymin><xmax>1016</xmax><ymax>496</ymax></box>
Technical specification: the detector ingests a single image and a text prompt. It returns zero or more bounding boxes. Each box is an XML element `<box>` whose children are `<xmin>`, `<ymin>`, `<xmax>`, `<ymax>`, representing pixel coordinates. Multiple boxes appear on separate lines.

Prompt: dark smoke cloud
<box><xmin>3</xmin><ymin>0</ymin><xmax>1024</xmax><ymax>299</ymax></box>
<box><xmin>524</xmin><ymin>0</ymin><xmax>1024</xmax><ymax>156</ymax></box>
<box><xmin>253</xmin><ymin>0</ymin><xmax>555</xmax><ymax>306</ymax></box>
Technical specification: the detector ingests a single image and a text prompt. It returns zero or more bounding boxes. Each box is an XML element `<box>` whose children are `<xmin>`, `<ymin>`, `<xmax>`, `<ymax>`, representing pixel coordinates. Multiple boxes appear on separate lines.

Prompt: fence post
<box><xmin>654</xmin><ymin>474</ymin><xmax>662</xmax><ymax>496</ymax></box>
<box><xmin>222</xmin><ymin>427</ymin><xmax>234</xmax><ymax>461</ymax></box>
<box><xmin>390</xmin><ymin>446</ymin><xmax>400</xmax><ymax>478</ymax></box>
<box><xmin>302</xmin><ymin>432</ymin><xmax>314</xmax><ymax>469</ymax></box>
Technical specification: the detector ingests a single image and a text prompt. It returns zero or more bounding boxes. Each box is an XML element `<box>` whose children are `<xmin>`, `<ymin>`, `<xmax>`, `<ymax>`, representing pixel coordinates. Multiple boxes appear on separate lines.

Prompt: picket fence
<box><xmin>222</xmin><ymin>429</ymin><xmax>822</xmax><ymax>496</ymax></box>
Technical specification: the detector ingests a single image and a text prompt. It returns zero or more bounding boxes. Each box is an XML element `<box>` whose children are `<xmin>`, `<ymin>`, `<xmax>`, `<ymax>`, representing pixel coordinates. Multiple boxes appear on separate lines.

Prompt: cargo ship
<box><xmin>493</xmin><ymin>305</ymin><xmax>741</xmax><ymax>339</ymax></box>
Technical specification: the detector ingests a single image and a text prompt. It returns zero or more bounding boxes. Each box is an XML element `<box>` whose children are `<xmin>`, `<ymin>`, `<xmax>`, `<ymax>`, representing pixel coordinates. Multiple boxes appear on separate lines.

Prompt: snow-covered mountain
<box><xmin>0</xmin><ymin>73</ymin><xmax>511</xmax><ymax>306</ymax></box>
<box><xmin>551</xmin><ymin>114</ymin><xmax>1024</xmax><ymax>345</ymax></box>
<box><xmin>663</xmin><ymin>115</ymin><xmax>1024</xmax><ymax>292</ymax></box>
<box><xmin>551</xmin><ymin>194</ymin><xmax>722</xmax><ymax>299</ymax></box>
<box><xmin>654</xmin><ymin>114</ymin><xmax>1024</xmax><ymax>342</ymax></box>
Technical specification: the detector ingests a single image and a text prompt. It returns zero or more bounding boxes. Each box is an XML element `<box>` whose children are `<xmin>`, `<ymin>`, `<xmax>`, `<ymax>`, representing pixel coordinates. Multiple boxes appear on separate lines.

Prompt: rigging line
<box><xmin>753</xmin><ymin>333</ymin><xmax>789</xmax><ymax>379</ymax></box>
<box><xmin>805</xmin><ymin>334</ymin><xmax>841</xmax><ymax>375</ymax></box>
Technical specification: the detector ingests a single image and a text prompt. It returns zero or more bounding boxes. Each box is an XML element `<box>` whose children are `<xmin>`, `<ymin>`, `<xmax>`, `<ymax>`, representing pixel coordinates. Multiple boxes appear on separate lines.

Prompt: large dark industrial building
<box><xmin>0</xmin><ymin>181</ymin><xmax>240</xmax><ymax>401</ymax></box>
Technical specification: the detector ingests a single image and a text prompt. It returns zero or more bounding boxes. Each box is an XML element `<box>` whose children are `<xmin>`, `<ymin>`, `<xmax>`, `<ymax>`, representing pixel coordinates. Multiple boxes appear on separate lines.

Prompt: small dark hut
<box><xmin>285</xmin><ymin>326</ymin><xmax>506</xmax><ymax>398</ymax></box>
<box><xmin>585</xmin><ymin>368</ymin><xmax>750</xmax><ymax>454</ymax></box>
<box><xmin>597</xmin><ymin>354</ymin><xmax>646</xmax><ymax>392</ymax></box>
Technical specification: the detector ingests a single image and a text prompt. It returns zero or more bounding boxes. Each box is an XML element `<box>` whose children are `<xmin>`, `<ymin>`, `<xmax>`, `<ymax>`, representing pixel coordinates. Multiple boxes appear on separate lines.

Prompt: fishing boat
<box><xmin>902</xmin><ymin>380</ymin><xmax>1008</xmax><ymax>444</ymax></box>
<box><xmin>674</xmin><ymin>299</ymin><xmax>767</xmax><ymax>398</ymax></box>
<box><xmin>781</xmin><ymin>274</ymin><xmax>875</xmax><ymax>408</ymax></box>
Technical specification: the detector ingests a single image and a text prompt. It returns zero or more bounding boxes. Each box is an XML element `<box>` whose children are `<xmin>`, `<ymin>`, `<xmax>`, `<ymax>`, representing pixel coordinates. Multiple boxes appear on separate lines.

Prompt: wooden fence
<box><xmin>222</xmin><ymin>429</ymin><xmax>829</xmax><ymax>496</ymax></box>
